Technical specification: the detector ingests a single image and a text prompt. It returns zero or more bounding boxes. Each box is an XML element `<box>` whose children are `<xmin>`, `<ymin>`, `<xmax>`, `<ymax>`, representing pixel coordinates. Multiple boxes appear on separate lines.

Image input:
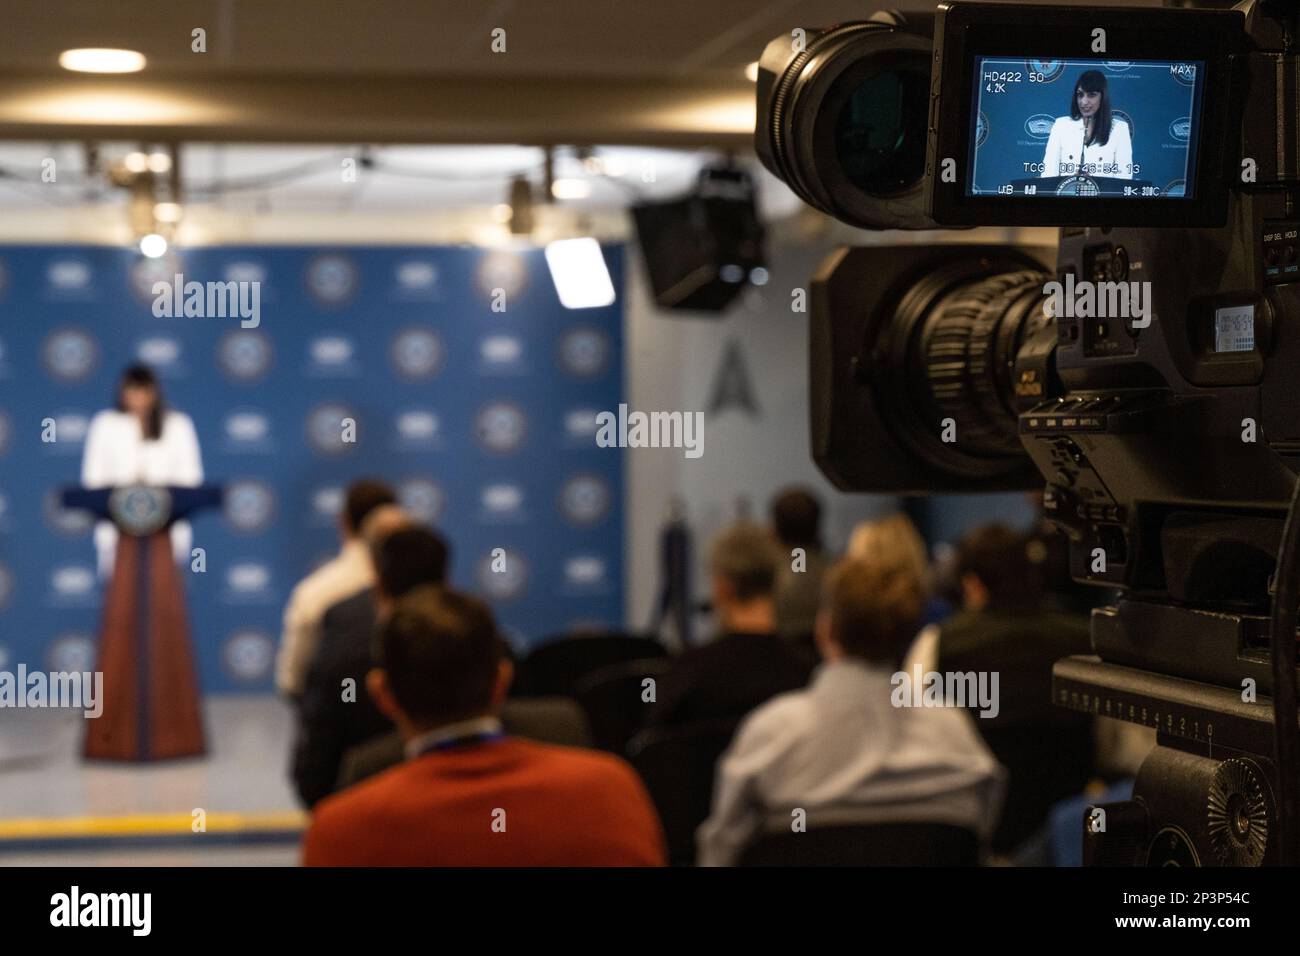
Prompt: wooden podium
<box><xmin>62</xmin><ymin>484</ymin><xmax>223</xmax><ymax>762</ymax></box>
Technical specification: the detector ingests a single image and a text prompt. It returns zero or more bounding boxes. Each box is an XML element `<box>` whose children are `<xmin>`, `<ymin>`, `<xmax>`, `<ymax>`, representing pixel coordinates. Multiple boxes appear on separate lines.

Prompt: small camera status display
<box><xmin>967</xmin><ymin>58</ymin><xmax>1205</xmax><ymax>200</ymax></box>
<box><xmin>1213</xmin><ymin>305</ymin><xmax>1255</xmax><ymax>353</ymax></box>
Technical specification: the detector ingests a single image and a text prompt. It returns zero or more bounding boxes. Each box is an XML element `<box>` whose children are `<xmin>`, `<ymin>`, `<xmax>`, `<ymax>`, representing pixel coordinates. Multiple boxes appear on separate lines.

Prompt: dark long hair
<box><xmin>1069</xmin><ymin>69</ymin><xmax>1113</xmax><ymax>146</ymax></box>
<box><xmin>116</xmin><ymin>364</ymin><xmax>165</xmax><ymax>441</ymax></box>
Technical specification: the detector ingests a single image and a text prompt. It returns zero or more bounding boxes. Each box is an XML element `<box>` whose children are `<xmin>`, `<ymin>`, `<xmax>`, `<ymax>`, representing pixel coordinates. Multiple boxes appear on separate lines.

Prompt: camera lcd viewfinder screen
<box><xmin>967</xmin><ymin>58</ymin><xmax>1205</xmax><ymax>199</ymax></box>
<box><xmin>1214</xmin><ymin>305</ymin><xmax>1255</xmax><ymax>353</ymax></box>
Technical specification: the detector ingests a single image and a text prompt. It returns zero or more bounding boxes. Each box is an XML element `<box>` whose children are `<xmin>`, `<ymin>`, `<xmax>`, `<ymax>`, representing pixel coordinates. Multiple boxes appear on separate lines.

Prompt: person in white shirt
<box><xmin>697</xmin><ymin>555</ymin><xmax>1005</xmax><ymax>867</ymax></box>
<box><xmin>275</xmin><ymin>480</ymin><xmax>400</xmax><ymax>698</ymax></box>
<box><xmin>1040</xmin><ymin>69</ymin><xmax>1133</xmax><ymax>182</ymax></box>
<box><xmin>81</xmin><ymin>365</ymin><xmax>204</xmax><ymax>579</ymax></box>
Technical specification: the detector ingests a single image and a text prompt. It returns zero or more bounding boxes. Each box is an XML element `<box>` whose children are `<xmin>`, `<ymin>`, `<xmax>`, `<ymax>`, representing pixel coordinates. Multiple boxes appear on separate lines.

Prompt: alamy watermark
<box><xmin>152</xmin><ymin>274</ymin><xmax>261</xmax><ymax>328</ymax></box>
<box><xmin>0</xmin><ymin>665</ymin><xmax>103</xmax><ymax>718</ymax></box>
<box><xmin>891</xmin><ymin>667</ymin><xmax>1000</xmax><ymax>719</ymax></box>
<box><xmin>1043</xmin><ymin>273</ymin><xmax>1152</xmax><ymax>329</ymax></box>
<box><xmin>595</xmin><ymin>403</ymin><xmax>703</xmax><ymax>459</ymax></box>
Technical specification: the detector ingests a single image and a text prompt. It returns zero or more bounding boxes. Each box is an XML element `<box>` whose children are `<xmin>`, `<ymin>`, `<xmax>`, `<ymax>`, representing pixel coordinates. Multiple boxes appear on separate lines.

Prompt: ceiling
<box><xmin>0</xmin><ymin>0</ymin><xmax>1166</xmax><ymax>146</ymax></box>
<box><xmin>2</xmin><ymin>0</ymin><xmax>881</xmax><ymax>80</ymax></box>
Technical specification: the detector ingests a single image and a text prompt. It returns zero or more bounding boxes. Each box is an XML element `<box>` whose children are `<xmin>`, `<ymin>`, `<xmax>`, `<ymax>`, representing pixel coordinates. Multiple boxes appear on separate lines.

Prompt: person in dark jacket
<box><xmin>645</xmin><ymin>522</ymin><xmax>814</xmax><ymax>730</ymax></box>
<box><xmin>291</xmin><ymin>522</ymin><xmax>449</xmax><ymax>807</ymax></box>
<box><xmin>936</xmin><ymin>523</ymin><xmax>1094</xmax><ymax>854</ymax></box>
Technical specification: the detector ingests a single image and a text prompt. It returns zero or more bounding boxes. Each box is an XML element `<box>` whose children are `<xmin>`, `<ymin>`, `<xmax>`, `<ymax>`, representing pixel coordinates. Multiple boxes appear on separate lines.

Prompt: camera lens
<box><xmin>873</xmin><ymin>257</ymin><xmax>1053</xmax><ymax>477</ymax></box>
<box><xmin>755</xmin><ymin>18</ymin><xmax>936</xmax><ymax>230</ymax></box>
<box><xmin>834</xmin><ymin>69</ymin><xmax>930</xmax><ymax>197</ymax></box>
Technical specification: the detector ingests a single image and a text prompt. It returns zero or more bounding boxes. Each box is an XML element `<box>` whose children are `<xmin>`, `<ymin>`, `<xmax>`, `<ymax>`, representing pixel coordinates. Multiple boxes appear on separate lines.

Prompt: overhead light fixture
<box><xmin>551</xmin><ymin>178</ymin><xmax>592</xmax><ymax>201</ymax></box>
<box><xmin>59</xmin><ymin>48</ymin><xmax>146</xmax><ymax>74</ymax></box>
<box><xmin>122</xmin><ymin>151</ymin><xmax>149</xmax><ymax>174</ymax></box>
<box><xmin>745</xmin><ymin>61</ymin><xmax>760</xmax><ymax>82</ymax></box>
<box><xmin>545</xmin><ymin>237</ymin><xmax>616</xmax><ymax>309</ymax></box>
<box><xmin>146</xmin><ymin>151</ymin><xmax>172</xmax><ymax>174</ymax></box>
<box><xmin>139</xmin><ymin>233</ymin><xmax>168</xmax><ymax>258</ymax></box>
<box><xmin>153</xmin><ymin>202</ymin><xmax>183</xmax><ymax>224</ymax></box>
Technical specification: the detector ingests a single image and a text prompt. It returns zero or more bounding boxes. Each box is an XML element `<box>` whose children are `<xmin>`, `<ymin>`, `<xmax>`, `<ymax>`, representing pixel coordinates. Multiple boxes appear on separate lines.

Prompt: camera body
<box><xmin>760</xmin><ymin>0</ymin><xmax>1300</xmax><ymax>865</ymax></box>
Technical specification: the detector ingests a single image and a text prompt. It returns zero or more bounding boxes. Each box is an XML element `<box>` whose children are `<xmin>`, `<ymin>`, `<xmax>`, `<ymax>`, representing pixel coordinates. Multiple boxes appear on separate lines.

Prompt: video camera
<box><xmin>756</xmin><ymin>0</ymin><xmax>1300</xmax><ymax>865</ymax></box>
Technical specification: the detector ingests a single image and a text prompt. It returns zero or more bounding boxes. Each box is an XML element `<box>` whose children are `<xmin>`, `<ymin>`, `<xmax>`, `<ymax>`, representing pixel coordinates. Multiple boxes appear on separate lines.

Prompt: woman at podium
<box><xmin>1039</xmin><ymin>69</ymin><xmax>1133</xmax><ymax>181</ymax></box>
<box><xmin>81</xmin><ymin>364</ymin><xmax>204</xmax><ymax>578</ymax></box>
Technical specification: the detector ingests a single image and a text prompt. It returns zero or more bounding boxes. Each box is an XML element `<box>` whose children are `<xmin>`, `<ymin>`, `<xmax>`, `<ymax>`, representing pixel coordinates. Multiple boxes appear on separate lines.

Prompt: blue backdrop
<box><xmin>970</xmin><ymin>58</ymin><xmax>1203</xmax><ymax>196</ymax></box>
<box><xmin>0</xmin><ymin>243</ymin><xmax>625</xmax><ymax>692</ymax></box>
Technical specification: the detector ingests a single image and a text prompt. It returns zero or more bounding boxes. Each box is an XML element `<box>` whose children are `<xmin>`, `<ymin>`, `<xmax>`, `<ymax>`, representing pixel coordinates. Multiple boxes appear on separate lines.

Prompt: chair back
<box><xmin>627</xmin><ymin>717</ymin><xmax>740</xmax><ymax>866</ymax></box>
<box><xmin>574</xmin><ymin>658</ymin><xmax>674</xmax><ymax>753</ymax></box>
<box><xmin>513</xmin><ymin>632</ymin><xmax>667</xmax><ymax>697</ymax></box>
<box><xmin>738</xmin><ymin>822</ymin><xmax>980</xmax><ymax>866</ymax></box>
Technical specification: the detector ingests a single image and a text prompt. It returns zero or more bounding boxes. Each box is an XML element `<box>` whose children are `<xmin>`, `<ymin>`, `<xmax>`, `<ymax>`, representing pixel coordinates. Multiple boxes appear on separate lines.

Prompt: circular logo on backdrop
<box><xmin>1024</xmin><ymin>113</ymin><xmax>1055</xmax><ymax>141</ymax></box>
<box><xmin>475</xmin><ymin>249</ymin><xmax>529</xmax><ymax>302</ymax></box>
<box><xmin>44</xmin><ymin>488</ymin><xmax>94</xmax><ymax>536</ymax></box>
<box><xmin>476</xmin><ymin>550</ymin><xmax>529</xmax><ymax>601</ymax></box>
<box><xmin>0</xmin><ymin>411</ymin><xmax>11</xmax><ymax>456</ymax></box>
<box><xmin>398</xmin><ymin>478</ymin><xmax>446</xmax><ymax>523</ymax></box>
<box><xmin>474</xmin><ymin>401</ymin><xmax>527</xmax><ymax>454</ymax></box>
<box><xmin>48</xmin><ymin>633</ymin><xmax>95</xmax><ymax>673</ymax></box>
<box><xmin>218</xmin><ymin>330</ymin><xmax>274</xmax><ymax>383</ymax></box>
<box><xmin>389</xmin><ymin>327</ymin><xmax>445</xmax><ymax>381</ymax></box>
<box><xmin>559</xmin><ymin>473</ymin><xmax>612</xmax><ymax>526</ymax></box>
<box><xmin>129</xmin><ymin>252</ymin><xmax>182</xmax><ymax>304</ymax></box>
<box><xmin>1026</xmin><ymin>59</ymin><xmax>1064</xmax><ymax>82</ymax></box>
<box><xmin>223</xmin><ymin>630</ymin><xmax>275</xmax><ymax>684</ymax></box>
<box><xmin>1169</xmin><ymin>116</ymin><xmax>1192</xmax><ymax>143</ymax></box>
<box><xmin>109</xmin><ymin>485</ymin><xmax>172</xmax><ymax>536</ymax></box>
<box><xmin>224</xmin><ymin>480</ymin><xmax>276</xmax><ymax>533</ymax></box>
<box><xmin>1104</xmin><ymin>61</ymin><xmax>1133</xmax><ymax>73</ymax></box>
<box><xmin>305</xmin><ymin>254</ymin><xmax>359</xmax><ymax>306</ymax></box>
<box><xmin>0</xmin><ymin>562</ymin><xmax>12</xmax><ymax>610</ymax></box>
<box><xmin>975</xmin><ymin>110</ymin><xmax>989</xmax><ymax>148</ymax></box>
<box><xmin>307</xmin><ymin>403</ymin><xmax>358</xmax><ymax>456</ymax></box>
<box><xmin>558</xmin><ymin>327</ymin><xmax>610</xmax><ymax>377</ymax></box>
<box><xmin>1163</xmin><ymin>179</ymin><xmax>1187</xmax><ymax>197</ymax></box>
<box><xmin>42</xmin><ymin>329</ymin><xmax>99</xmax><ymax>383</ymax></box>
<box><xmin>1111</xmin><ymin>110</ymin><xmax>1135</xmax><ymax>146</ymax></box>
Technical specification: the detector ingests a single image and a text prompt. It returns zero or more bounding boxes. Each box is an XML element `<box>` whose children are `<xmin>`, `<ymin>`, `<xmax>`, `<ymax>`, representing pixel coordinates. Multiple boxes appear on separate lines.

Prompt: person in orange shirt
<box><xmin>302</xmin><ymin>585</ymin><xmax>666</xmax><ymax>867</ymax></box>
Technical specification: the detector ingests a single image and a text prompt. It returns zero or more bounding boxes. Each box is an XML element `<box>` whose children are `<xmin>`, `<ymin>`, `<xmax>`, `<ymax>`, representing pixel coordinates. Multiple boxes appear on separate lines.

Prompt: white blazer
<box><xmin>1040</xmin><ymin>115</ymin><xmax>1133</xmax><ymax>180</ymax></box>
<box><xmin>80</xmin><ymin>409</ymin><xmax>204</xmax><ymax>578</ymax></box>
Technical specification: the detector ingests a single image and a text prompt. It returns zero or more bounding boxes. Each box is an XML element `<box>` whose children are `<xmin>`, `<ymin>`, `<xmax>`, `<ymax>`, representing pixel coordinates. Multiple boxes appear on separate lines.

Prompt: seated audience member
<box><xmin>336</xmin><ymin>695</ymin><xmax>594</xmax><ymax>792</ymax></box>
<box><xmin>769</xmin><ymin>486</ymin><xmax>831</xmax><ymax>641</ymax></box>
<box><xmin>276</xmin><ymin>479</ymin><xmax>396</xmax><ymax>698</ymax></box>
<box><xmin>646</xmin><ymin>523</ymin><xmax>815</xmax><ymax>729</ymax></box>
<box><xmin>935</xmin><ymin>523</ymin><xmax>1094</xmax><ymax>854</ymax></box>
<box><xmin>303</xmin><ymin>587</ymin><xmax>665</xmax><ymax>866</ymax></box>
<box><xmin>848</xmin><ymin>511</ymin><xmax>949</xmax><ymax>624</ymax></box>
<box><xmin>291</xmin><ymin>519</ymin><xmax>447</xmax><ymax>807</ymax></box>
<box><xmin>697</xmin><ymin>556</ymin><xmax>1004</xmax><ymax>866</ymax></box>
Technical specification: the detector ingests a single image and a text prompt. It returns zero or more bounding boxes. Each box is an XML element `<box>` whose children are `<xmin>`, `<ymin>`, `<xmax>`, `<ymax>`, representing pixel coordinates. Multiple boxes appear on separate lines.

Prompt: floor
<box><xmin>0</xmin><ymin>696</ymin><xmax>306</xmax><ymax>866</ymax></box>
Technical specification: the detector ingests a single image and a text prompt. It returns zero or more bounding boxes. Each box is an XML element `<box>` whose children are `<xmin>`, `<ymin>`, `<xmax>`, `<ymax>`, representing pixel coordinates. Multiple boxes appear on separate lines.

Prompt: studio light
<box><xmin>545</xmin><ymin>237</ymin><xmax>616</xmax><ymax>309</ymax></box>
<box><xmin>631</xmin><ymin>164</ymin><xmax>767</xmax><ymax>312</ymax></box>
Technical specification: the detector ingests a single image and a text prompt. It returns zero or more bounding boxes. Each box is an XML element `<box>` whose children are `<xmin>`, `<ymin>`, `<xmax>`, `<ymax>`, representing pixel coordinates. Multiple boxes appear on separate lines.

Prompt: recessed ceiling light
<box><xmin>59</xmin><ymin>48</ymin><xmax>146</xmax><ymax>74</ymax></box>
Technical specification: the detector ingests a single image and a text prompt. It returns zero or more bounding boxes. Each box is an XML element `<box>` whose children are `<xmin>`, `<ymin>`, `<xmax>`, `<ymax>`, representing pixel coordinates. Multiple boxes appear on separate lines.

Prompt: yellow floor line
<box><xmin>0</xmin><ymin>811</ymin><xmax>307</xmax><ymax>840</ymax></box>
